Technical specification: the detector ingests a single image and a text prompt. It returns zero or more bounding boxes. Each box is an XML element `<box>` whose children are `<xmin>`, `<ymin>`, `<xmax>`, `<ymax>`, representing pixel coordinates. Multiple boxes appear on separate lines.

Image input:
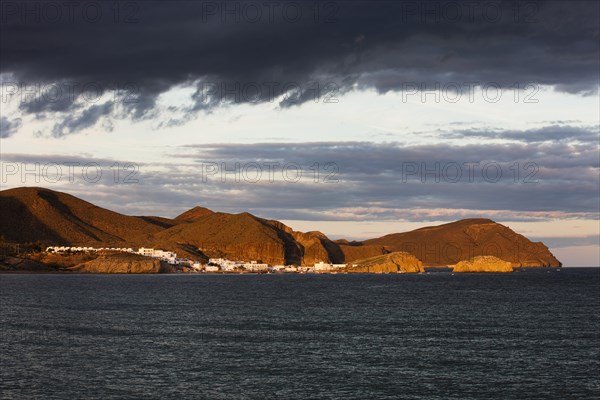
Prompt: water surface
<box><xmin>1</xmin><ymin>269</ymin><xmax>598</xmax><ymax>399</ymax></box>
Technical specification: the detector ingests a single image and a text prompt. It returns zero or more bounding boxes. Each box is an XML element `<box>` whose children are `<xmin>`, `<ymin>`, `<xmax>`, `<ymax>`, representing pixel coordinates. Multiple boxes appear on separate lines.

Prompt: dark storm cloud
<box><xmin>50</xmin><ymin>101</ymin><xmax>114</xmax><ymax>137</ymax></box>
<box><xmin>1</xmin><ymin>0</ymin><xmax>598</xmax><ymax>132</ymax></box>
<box><xmin>0</xmin><ymin>116</ymin><xmax>22</xmax><ymax>138</ymax></box>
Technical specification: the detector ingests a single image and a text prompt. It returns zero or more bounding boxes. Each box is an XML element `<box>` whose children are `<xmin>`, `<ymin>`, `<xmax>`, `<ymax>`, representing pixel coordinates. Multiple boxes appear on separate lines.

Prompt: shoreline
<box><xmin>0</xmin><ymin>267</ymin><xmax>571</xmax><ymax>275</ymax></box>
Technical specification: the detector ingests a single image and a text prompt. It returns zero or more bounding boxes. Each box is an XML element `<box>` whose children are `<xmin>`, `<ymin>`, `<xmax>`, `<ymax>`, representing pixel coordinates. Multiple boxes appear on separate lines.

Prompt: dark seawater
<box><xmin>1</xmin><ymin>269</ymin><xmax>599</xmax><ymax>400</ymax></box>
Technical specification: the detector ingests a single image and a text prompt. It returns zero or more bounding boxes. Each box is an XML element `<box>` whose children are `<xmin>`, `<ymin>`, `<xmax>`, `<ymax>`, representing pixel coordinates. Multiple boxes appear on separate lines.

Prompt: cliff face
<box><xmin>453</xmin><ymin>256</ymin><xmax>514</xmax><ymax>273</ymax></box>
<box><xmin>72</xmin><ymin>253</ymin><xmax>175</xmax><ymax>274</ymax></box>
<box><xmin>346</xmin><ymin>252</ymin><xmax>424</xmax><ymax>273</ymax></box>
<box><xmin>290</xmin><ymin>230</ymin><xmax>332</xmax><ymax>265</ymax></box>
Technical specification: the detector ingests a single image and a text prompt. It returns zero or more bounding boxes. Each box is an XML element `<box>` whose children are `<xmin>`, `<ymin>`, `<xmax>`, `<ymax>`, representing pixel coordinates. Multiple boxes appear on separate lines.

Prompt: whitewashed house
<box><xmin>243</xmin><ymin>261</ymin><xmax>269</xmax><ymax>272</ymax></box>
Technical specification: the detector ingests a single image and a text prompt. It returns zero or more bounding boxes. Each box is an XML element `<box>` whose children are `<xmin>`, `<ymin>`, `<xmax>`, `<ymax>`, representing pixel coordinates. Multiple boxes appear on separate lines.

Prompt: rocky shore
<box><xmin>71</xmin><ymin>253</ymin><xmax>176</xmax><ymax>274</ymax></box>
<box><xmin>452</xmin><ymin>256</ymin><xmax>514</xmax><ymax>273</ymax></box>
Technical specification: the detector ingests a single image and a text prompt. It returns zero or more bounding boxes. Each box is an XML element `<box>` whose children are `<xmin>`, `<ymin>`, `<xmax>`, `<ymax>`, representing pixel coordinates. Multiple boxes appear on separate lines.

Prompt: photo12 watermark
<box><xmin>1</xmin><ymin>162</ymin><xmax>140</xmax><ymax>184</ymax></box>
<box><xmin>1</xmin><ymin>81</ymin><xmax>140</xmax><ymax>105</ymax></box>
<box><xmin>0</xmin><ymin>1</ymin><xmax>141</xmax><ymax>24</ymax></box>
<box><xmin>400</xmin><ymin>161</ymin><xmax>539</xmax><ymax>183</ymax></box>
<box><xmin>395</xmin><ymin>0</ymin><xmax>538</xmax><ymax>24</ymax></box>
<box><xmin>195</xmin><ymin>1</ymin><xmax>340</xmax><ymax>24</ymax></box>
<box><xmin>399</xmin><ymin>82</ymin><xmax>540</xmax><ymax>104</ymax></box>
<box><xmin>199</xmin><ymin>161</ymin><xmax>340</xmax><ymax>183</ymax></box>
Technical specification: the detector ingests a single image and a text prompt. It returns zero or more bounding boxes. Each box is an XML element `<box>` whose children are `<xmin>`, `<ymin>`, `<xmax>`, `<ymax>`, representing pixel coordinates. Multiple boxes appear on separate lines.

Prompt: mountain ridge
<box><xmin>0</xmin><ymin>187</ymin><xmax>561</xmax><ymax>267</ymax></box>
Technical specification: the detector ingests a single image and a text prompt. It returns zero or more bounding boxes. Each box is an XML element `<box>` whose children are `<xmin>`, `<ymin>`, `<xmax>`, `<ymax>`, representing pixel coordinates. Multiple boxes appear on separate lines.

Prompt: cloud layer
<box><xmin>1</xmin><ymin>0</ymin><xmax>599</xmax><ymax>134</ymax></box>
<box><xmin>2</xmin><ymin>125</ymin><xmax>598</xmax><ymax>222</ymax></box>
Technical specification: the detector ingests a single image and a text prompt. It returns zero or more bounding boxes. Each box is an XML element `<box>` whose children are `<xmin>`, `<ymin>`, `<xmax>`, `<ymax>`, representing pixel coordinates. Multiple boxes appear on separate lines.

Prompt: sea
<box><xmin>1</xmin><ymin>268</ymin><xmax>598</xmax><ymax>399</ymax></box>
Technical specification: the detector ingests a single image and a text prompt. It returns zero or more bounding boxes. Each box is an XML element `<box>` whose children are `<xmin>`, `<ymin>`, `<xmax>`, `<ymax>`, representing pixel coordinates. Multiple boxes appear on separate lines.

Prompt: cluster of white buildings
<box><xmin>45</xmin><ymin>246</ymin><xmax>182</xmax><ymax>265</ymax></box>
<box><xmin>313</xmin><ymin>261</ymin><xmax>349</xmax><ymax>271</ymax></box>
<box><xmin>45</xmin><ymin>246</ymin><xmax>348</xmax><ymax>273</ymax></box>
<box><xmin>137</xmin><ymin>248</ymin><xmax>179</xmax><ymax>264</ymax></box>
<box><xmin>46</xmin><ymin>246</ymin><xmax>134</xmax><ymax>253</ymax></box>
<box><xmin>207</xmin><ymin>258</ymin><xmax>270</xmax><ymax>272</ymax></box>
<box><xmin>205</xmin><ymin>259</ymin><xmax>348</xmax><ymax>273</ymax></box>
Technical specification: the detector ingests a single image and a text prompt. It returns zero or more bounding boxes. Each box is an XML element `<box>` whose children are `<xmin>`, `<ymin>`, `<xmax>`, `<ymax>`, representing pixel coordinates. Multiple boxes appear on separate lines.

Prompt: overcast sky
<box><xmin>0</xmin><ymin>0</ymin><xmax>598</xmax><ymax>266</ymax></box>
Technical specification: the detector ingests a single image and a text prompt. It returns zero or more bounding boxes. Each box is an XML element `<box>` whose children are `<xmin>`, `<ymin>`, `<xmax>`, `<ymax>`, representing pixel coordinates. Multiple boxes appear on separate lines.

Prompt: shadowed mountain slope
<box><xmin>0</xmin><ymin>187</ymin><xmax>171</xmax><ymax>245</ymax></box>
<box><xmin>147</xmin><ymin>212</ymin><xmax>330</xmax><ymax>265</ymax></box>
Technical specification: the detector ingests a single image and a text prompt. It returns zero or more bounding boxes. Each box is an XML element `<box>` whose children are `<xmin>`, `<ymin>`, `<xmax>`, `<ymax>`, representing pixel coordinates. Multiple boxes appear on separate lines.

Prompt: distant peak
<box><xmin>440</xmin><ymin>218</ymin><xmax>497</xmax><ymax>226</ymax></box>
<box><xmin>306</xmin><ymin>230</ymin><xmax>328</xmax><ymax>239</ymax></box>
<box><xmin>174</xmin><ymin>205</ymin><xmax>214</xmax><ymax>222</ymax></box>
<box><xmin>2</xmin><ymin>186</ymin><xmax>55</xmax><ymax>195</ymax></box>
<box><xmin>455</xmin><ymin>218</ymin><xmax>496</xmax><ymax>225</ymax></box>
<box><xmin>189</xmin><ymin>206</ymin><xmax>212</xmax><ymax>212</ymax></box>
<box><xmin>237</xmin><ymin>211</ymin><xmax>257</xmax><ymax>219</ymax></box>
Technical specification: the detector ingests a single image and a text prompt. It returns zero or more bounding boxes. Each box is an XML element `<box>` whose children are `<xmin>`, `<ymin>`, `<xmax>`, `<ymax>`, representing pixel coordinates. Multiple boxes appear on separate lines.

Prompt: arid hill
<box><xmin>0</xmin><ymin>187</ymin><xmax>561</xmax><ymax>267</ymax></box>
<box><xmin>0</xmin><ymin>187</ymin><xmax>172</xmax><ymax>246</ymax></box>
<box><xmin>146</xmin><ymin>212</ymin><xmax>332</xmax><ymax>265</ymax></box>
<box><xmin>360</xmin><ymin>218</ymin><xmax>561</xmax><ymax>267</ymax></box>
